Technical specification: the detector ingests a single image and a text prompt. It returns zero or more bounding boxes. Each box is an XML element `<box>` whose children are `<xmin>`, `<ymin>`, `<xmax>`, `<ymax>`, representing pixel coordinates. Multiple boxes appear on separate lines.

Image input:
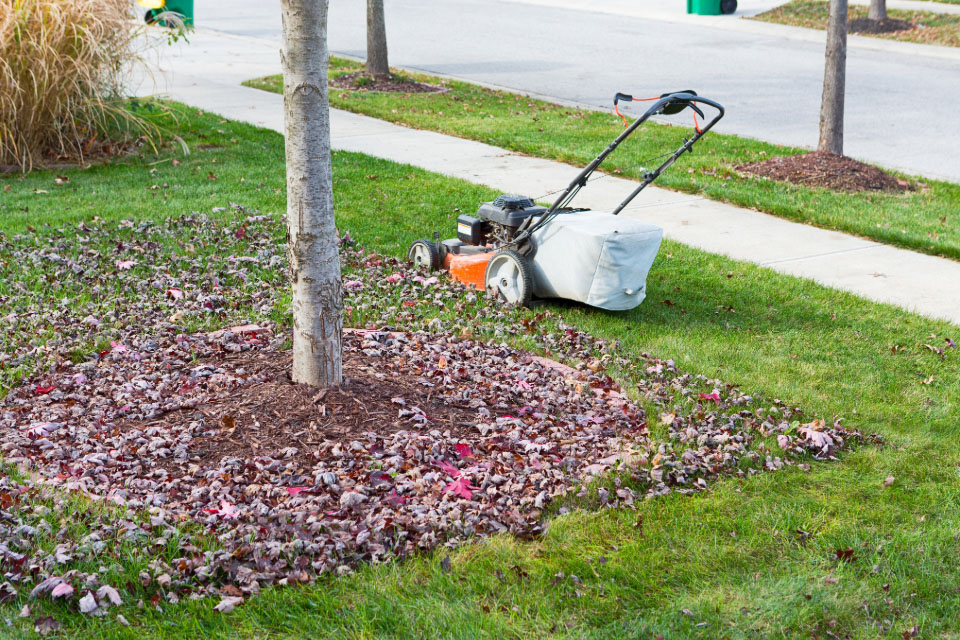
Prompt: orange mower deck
<box><xmin>442</xmin><ymin>252</ymin><xmax>492</xmax><ymax>290</ymax></box>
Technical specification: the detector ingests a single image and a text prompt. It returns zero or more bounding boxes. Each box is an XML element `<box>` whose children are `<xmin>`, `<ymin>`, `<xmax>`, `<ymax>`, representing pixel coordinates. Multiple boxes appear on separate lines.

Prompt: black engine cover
<box><xmin>476</xmin><ymin>194</ymin><xmax>547</xmax><ymax>227</ymax></box>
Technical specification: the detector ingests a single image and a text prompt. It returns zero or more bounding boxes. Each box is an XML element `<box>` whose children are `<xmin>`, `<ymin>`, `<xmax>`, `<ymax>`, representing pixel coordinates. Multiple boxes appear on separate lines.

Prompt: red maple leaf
<box><xmin>437</xmin><ymin>460</ymin><xmax>460</xmax><ymax>477</ymax></box>
<box><xmin>454</xmin><ymin>444</ymin><xmax>475</xmax><ymax>459</ymax></box>
<box><xmin>698</xmin><ymin>392</ymin><xmax>721</xmax><ymax>402</ymax></box>
<box><xmin>35</xmin><ymin>384</ymin><xmax>57</xmax><ymax>395</ymax></box>
<box><xmin>386</xmin><ymin>490</ymin><xmax>408</xmax><ymax>507</ymax></box>
<box><xmin>444</xmin><ymin>477</ymin><xmax>478</xmax><ymax>500</ymax></box>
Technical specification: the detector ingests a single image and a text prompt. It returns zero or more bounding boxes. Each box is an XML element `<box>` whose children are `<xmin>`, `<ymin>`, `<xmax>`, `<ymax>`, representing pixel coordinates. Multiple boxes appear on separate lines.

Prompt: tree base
<box><xmin>848</xmin><ymin>17</ymin><xmax>915</xmax><ymax>34</ymax></box>
<box><xmin>736</xmin><ymin>151</ymin><xmax>914</xmax><ymax>192</ymax></box>
<box><xmin>330</xmin><ymin>71</ymin><xmax>446</xmax><ymax>94</ymax></box>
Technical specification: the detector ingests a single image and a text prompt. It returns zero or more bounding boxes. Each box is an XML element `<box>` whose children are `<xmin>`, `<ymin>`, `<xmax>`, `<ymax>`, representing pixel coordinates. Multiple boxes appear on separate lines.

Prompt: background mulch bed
<box><xmin>736</xmin><ymin>151</ymin><xmax>913</xmax><ymax>192</ymax></box>
<box><xmin>849</xmin><ymin>17</ymin><xmax>915</xmax><ymax>34</ymax></box>
<box><xmin>330</xmin><ymin>72</ymin><xmax>446</xmax><ymax>94</ymax></box>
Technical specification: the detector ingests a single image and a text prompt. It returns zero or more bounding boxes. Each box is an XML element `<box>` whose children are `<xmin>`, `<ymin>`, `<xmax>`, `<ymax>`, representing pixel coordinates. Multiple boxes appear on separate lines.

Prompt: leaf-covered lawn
<box><xmin>245</xmin><ymin>58</ymin><xmax>960</xmax><ymax>262</ymax></box>
<box><xmin>1</xmin><ymin>107</ymin><xmax>959</xmax><ymax>639</ymax></box>
<box><xmin>753</xmin><ymin>0</ymin><xmax>960</xmax><ymax>47</ymax></box>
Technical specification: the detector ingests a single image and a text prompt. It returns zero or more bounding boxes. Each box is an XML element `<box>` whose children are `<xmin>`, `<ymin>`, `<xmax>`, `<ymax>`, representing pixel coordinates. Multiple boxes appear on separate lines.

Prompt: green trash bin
<box><xmin>687</xmin><ymin>0</ymin><xmax>737</xmax><ymax>14</ymax></box>
<box><xmin>144</xmin><ymin>0</ymin><xmax>194</xmax><ymax>27</ymax></box>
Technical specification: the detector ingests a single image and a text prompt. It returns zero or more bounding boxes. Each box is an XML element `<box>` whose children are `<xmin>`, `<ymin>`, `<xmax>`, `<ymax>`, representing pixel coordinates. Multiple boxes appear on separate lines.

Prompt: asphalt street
<box><xmin>192</xmin><ymin>0</ymin><xmax>960</xmax><ymax>182</ymax></box>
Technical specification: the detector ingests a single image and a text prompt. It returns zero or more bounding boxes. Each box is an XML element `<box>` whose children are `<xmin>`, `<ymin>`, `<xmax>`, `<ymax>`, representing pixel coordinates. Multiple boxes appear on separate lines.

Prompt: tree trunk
<box><xmin>868</xmin><ymin>0</ymin><xmax>886</xmax><ymax>21</ymax></box>
<box><xmin>281</xmin><ymin>0</ymin><xmax>343</xmax><ymax>387</ymax></box>
<box><xmin>366</xmin><ymin>0</ymin><xmax>389</xmax><ymax>78</ymax></box>
<box><xmin>818</xmin><ymin>0</ymin><xmax>847</xmax><ymax>156</ymax></box>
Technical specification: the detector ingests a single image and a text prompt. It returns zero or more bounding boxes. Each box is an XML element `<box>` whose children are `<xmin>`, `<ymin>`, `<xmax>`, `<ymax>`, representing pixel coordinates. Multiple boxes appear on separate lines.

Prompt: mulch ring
<box><xmin>849</xmin><ymin>17</ymin><xmax>915</xmax><ymax>34</ymax></box>
<box><xmin>329</xmin><ymin>71</ymin><xmax>447</xmax><ymax>93</ymax></box>
<box><xmin>135</xmin><ymin>340</ymin><xmax>480</xmax><ymax>470</ymax></box>
<box><xmin>736</xmin><ymin>151</ymin><xmax>914</xmax><ymax>192</ymax></box>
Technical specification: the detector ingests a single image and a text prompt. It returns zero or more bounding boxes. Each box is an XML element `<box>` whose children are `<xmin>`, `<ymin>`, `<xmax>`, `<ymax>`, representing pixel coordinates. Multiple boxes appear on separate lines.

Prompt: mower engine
<box><xmin>455</xmin><ymin>195</ymin><xmax>546</xmax><ymax>248</ymax></box>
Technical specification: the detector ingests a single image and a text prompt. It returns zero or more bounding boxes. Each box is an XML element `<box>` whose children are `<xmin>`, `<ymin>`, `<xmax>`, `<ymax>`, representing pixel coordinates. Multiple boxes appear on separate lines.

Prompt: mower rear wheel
<box><xmin>485</xmin><ymin>250</ymin><xmax>533</xmax><ymax>306</ymax></box>
<box><xmin>408</xmin><ymin>239</ymin><xmax>440</xmax><ymax>270</ymax></box>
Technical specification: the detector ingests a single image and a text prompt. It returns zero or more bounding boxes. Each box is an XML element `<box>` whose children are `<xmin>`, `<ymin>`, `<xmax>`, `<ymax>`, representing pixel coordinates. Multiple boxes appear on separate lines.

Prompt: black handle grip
<box><xmin>613</xmin><ymin>92</ymin><xmax>633</xmax><ymax>106</ymax></box>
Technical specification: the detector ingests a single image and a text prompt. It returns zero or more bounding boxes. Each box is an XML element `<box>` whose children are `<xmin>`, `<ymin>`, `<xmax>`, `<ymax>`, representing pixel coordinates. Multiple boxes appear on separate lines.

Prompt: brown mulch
<box><xmin>849</xmin><ymin>17</ymin><xmax>915</xmax><ymax>34</ymax></box>
<box><xmin>141</xmin><ymin>346</ymin><xmax>479</xmax><ymax>468</ymax></box>
<box><xmin>736</xmin><ymin>151</ymin><xmax>913</xmax><ymax>192</ymax></box>
<box><xmin>329</xmin><ymin>71</ymin><xmax>446</xmax><ymax>93</ymax></box>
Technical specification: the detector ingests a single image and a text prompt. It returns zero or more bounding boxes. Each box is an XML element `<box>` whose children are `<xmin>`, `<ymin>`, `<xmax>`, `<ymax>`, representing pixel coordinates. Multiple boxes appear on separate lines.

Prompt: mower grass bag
<box><xmin>531</xmin><ymin>213</ymin><xmax>663</xmax><ymax>310</ymax></box>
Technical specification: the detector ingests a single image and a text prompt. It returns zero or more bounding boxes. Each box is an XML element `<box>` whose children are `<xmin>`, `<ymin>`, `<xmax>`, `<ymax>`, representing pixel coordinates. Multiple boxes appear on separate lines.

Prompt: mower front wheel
<box><xmin>407</xmin><ymin>239</ymin><xmax>440</xmax><ymax>270</ymax></box>
<box><xmin>484</xmin><ymin>250</ymin><xmax>533</xmax><ymax>306</ymax></box>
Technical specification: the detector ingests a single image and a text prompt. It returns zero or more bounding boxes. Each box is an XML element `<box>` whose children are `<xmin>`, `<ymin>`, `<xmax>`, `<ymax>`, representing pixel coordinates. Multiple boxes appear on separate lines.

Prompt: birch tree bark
<box><xmin>818</xmin><ymin>0</ymin><xmax>847</xmax><ymax>155</ymax></box>
<box><xmin>281</xmin><ymin>0</ymin><xmax>343</xmax><ymax>387</ymax></box>
<box><xmin>366</xmin><ymin>0</ymin><xmax>389</xmax><ymax>77</ymax></box>
<box><xmin>868</xmin><ymin>0</ymin><xmax>887</xmax><ymax>21</ymax></box>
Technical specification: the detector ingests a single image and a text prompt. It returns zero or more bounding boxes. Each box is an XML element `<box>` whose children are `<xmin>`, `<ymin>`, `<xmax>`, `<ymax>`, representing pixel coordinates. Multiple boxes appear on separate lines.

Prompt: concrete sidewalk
<box><xmin>138</xmin><ymin>29</ymin><xmax>960</xmax><ymax>327</ymax></box>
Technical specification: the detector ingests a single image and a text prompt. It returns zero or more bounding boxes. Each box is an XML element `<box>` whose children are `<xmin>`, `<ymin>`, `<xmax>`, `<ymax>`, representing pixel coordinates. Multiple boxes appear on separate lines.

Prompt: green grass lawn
<box><xmin>753</xmin><ymin>1</ymin><xmax>960</xmax><ymax>47</ymax></box>
<box><xmin>245</xmin><ymin>58</ymin><xmax>960</xmax><ymax>263</ymax></box>
<box><xmin>2</xmin><ymin>106</ymin><xmax>960</xmax><ymax>639</ymax></box>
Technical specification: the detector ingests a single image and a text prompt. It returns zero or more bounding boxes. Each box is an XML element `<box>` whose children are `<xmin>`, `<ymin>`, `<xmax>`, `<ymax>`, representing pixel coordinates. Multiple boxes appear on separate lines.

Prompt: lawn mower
<box><xmin>407</xmin><ymin>91</ymin><xmax>724</xmax><ymax>310</ymax></box>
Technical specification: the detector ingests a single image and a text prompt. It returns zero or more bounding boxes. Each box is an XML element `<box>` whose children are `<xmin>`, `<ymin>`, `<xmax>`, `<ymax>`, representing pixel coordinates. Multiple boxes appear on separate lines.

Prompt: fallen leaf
<box><xmin>214</xmin><ymin>595</ymin><xmax>243</xmax><ymax>613</ymax></box>
<box><xmin>96</xmin><ymin>585</ymin><xmax>122</xmax><ymax>607</ymax></box>
<box><xmin>34</xmin><ymin>616</ymin><xmax>61</xmax><ymax>636</ymax></box>
<box><xmin>220</xmin><ymin>585</ymin><xmax>243</xmax><ymax>598</ymax></box>
<box><xmin>203</xmin><ymin>500</ymin><xmax>239</xmax><ymax>519</ymax></box>
<box><xmin>0</xmin><ymin>582</ymin><xmax>16</xmax><ymax>604</ymax></box>
<box><xmin>444</xmin><ymin>477</ymin><xmax>478</xmax><ymax>500</ymax></box>
<box><xmin>79</xmin><ymin>591</ymin><xmax>98</xmax><ymax>614</ymax></box>
<box><xmin>437</xmin><ymin>460</ymin><xmax>460</xmax><ymax>477</ymax></box>
<box><xmin>834</xmin><ymin>548</ymin><xmax>856</xmax><ymax>562</ymax></box>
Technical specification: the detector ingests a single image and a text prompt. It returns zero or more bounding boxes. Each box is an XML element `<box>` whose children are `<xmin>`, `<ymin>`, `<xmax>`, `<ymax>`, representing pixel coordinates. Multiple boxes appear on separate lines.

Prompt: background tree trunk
<box><xmin>868</xmin><ymin>0</ymin><xmax>887</xmax><ymax>21</ymax></box>
<box><xmin>366</xmin><ymin>0</ymin><xmax>389</xmax><ymax>77</ymax></box>
<box><xmin>818</xmin><ymin>0</ymin><xmax>847</xmax><ymax>155</ymax></box>
<box><xmin>280</xmin><ymin>0</ymin><xmax>343</xmax><ymax>387</ymax></box>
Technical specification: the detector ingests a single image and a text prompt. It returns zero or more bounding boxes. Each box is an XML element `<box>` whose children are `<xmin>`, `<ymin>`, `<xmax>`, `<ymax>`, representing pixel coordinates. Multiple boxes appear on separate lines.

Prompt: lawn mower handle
<box><xmin>539</xmin><ymin>92</ymin><xmax>724</xmax><ymax>220</ymax></box>
<box><xmin>608</xmin><ymin>93</ymin><xmax>724</xmax><ymax>215</ymax></box>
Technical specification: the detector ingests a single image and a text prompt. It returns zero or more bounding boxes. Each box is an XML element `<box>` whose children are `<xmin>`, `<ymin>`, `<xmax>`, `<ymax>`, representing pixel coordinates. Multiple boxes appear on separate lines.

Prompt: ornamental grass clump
<box><xmin>0</xmin><ymin>0</ymin><xmax>162</xmax><ymax>171</ymax></box>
